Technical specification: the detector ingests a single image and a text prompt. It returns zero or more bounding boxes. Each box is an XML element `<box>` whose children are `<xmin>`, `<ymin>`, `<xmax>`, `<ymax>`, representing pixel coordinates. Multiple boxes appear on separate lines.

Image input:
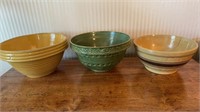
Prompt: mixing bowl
<box><xmin>0</xmin><ymin>33</ymin><xmax>66</xmax><ymax>54</ymax></box>
<box><xmin>70</xmin><ymin>31</ymin><xmax>131</xmax><ymax>72</ymax></box>
<box><xmin>0</xmin><ymin>33</ymin><xmax>68</xmax><ymax>78</ymax></box>
<box><xmin>134</xmin><ymin>35</ymin><xmax>198</xmax><ymax>74</ymax></box>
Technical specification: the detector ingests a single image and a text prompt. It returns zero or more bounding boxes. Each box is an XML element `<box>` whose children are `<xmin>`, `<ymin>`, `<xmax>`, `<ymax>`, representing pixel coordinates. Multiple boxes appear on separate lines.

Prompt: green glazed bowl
<box><xmin>70</xmin><ymin>31</ymin><xmax>131</xmax><ymax>72</ymax></box>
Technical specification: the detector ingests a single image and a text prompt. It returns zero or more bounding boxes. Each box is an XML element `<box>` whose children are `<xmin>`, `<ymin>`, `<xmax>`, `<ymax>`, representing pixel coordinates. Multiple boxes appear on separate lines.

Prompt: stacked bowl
<box><xmin>134</xmin><ymin>35</ymin><xmax>198</xmax><ymax>74</ymax></box>
<box><xmin>0</xmin><ymin>33</ymin><xmax>68</xmax><ymax>78</ymax></box>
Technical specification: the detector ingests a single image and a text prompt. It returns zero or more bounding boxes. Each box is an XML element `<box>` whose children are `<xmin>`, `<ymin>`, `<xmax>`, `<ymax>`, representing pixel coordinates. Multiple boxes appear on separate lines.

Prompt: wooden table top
<box><xmin>1</xmin><ymin>57</ymin><xmax>199</xmax><ymax>111</ymax></box>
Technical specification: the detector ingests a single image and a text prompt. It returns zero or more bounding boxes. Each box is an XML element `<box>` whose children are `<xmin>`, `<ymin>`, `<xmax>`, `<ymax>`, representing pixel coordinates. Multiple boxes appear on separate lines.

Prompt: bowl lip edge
<box><xmin>70</xmin><ymin>31</ymin><xmax>131</xmax><ymax>49</ymax></box>
<box><xmin>134</xmin><ymin>34</ymin><xmax>199</xmax><ymax>55</ymax></box>
<box><xmin>0</xmin><ymin>44</ymin><xmax>67</xmax><ymax>59</ymax></box>
<box><xmin>1</xmin><ymin>49</ymin><xmax>65</xmax><ymax>62</ymax></box>
<box><xmin>0</xmin><ymin>41</ymin><xmax>68</xmax><ymax>56</ymax></box>
<box><xmin>0</xmin><ymin>33</ymin><xmax>68</xmax><ymax>53</ymax></box>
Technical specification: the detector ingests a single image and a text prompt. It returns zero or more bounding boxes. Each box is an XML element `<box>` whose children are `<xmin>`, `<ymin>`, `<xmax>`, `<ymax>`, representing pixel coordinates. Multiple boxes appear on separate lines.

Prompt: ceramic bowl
<box><xmin>0</xmin><ymin>41</ymin><xmax>67</xmax><ymax>57</ymax></box>
<box><xmin>0</xmin><ymin>33</ymin><xmax>68</xmax><ymax>78</ymax></box>
<box><xmin>70</xmin><ymin>31</ymin><xmax>131</xmax><ymax>72</ymax></box>
<box><xmin>0</xmin><ymin>44</ymin><xmax>67</xmax><ymax>61</ymax></box>
<box><xmin>0</xmin><ymin>33</ymin><xmax>67</xmax><ymax>55</ymax></box>
<box><xmin>7</xmin><ymin>51</ymin><xmax>65</xmax><ymax>78</ymax></box>
<box><xmin>134</xmin><ymin>35</ymin><xmax>198</xmax><ymax>74</ymax></box>
<box><xmin>0</xmin><ymin>42</ymin><xmax>67</xmax><ymax>61</ymax></box>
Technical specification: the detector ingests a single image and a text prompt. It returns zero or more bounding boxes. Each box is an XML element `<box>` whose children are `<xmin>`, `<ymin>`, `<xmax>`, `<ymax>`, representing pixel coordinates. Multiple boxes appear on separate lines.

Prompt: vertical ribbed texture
<box><xmin>0</xmin><ymin>0</ymin><xmax>200</xmax><ymax>57</ymax></box>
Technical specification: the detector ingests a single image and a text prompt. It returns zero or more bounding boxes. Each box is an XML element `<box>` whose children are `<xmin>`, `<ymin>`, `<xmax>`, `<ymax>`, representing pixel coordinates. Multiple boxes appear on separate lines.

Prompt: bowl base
<box><xmin>140</xmin><ymin>60</ymin><xmax>178</xmax><ymax>75</ymax></box>
<box><xmin>91</xmin><ymin>69</ymin><xmax>110</xmax><ymax>73</ymax></box>
<box><xmin>25</xmin><ymin>69</ymin><xmax>56</xmax><ymax>78</ymax></box>
<box><xmin>145</xmin><ymin>66</ymin><xmax>177</xmax><ymax>75</ymax></box>
<box><xmin>26</xmin><ymin>74</ymin><xmax>49</xmax><ymax>78</ymax></box>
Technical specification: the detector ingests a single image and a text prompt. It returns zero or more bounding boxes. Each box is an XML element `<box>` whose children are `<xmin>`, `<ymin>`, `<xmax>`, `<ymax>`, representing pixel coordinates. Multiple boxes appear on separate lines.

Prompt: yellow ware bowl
<box><xmin>0</xmin><ymin>42</ymin><xmax>67</xmax><ymax>61</ymax></box>
<box><xmin>134</xmin><ymin>35</ymin><xmax>198</xmax><ymax>74</ymax></box>
<box><xmin>0</xmin><ymin>45</ymin><xmax>67</xmax><ymax>62</ymax></box>
<box><xmin>7</xmin><ymin>52</ymin><xmax>65</xmax><ymax>78</ymax></box>
<box><xmin>0</xmin><ymin>33</ymin><xmax>68</xmax><ymax>78</ymax></box>
<box><xmin>0</xmin><ymin>41</ymin><xmax>67</xmax><ymax>57</ymax></box>
<box><xmin>0</xmin><ymin>33</ymin><xmax>67</xmax><ymax>54</ymax></box>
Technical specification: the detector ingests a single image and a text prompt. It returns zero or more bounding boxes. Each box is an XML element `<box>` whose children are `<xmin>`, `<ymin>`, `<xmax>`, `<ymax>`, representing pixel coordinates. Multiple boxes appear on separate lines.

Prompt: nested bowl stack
<box><xmin>134</xmin><ymin>35</ymin><xmax>198</xmax><ymax>75</ymax></box>
<box><xmin>70</xmin><ymin>31</ymin><xmax>131</xmax><ymax>72</ymax></box>
<box><xmin>0</xmin><ymin>33</ymin><xmax>68</xmax><ymax>78</ymax></box>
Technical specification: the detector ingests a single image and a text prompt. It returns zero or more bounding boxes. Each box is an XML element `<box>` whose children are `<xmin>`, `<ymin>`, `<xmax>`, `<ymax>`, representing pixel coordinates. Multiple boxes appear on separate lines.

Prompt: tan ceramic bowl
<box><xmin>0</xmin><ymin>33</ymin><xmax>68</xmax><ymax>78</ymax></box>
<box><xmin>6</xmin><ymin>51</ymin><xmax>65</xmax><ymax>78</ymax></box>
<box><xmin>0</xmin><ymin>41</ymin><xmax>67</xmax><ymax>57</ymax></box>
<box><xmin>134</xmin><ymin>35</ymin><xmax>198</xmax><ymax>74</ymax></box>
<box><xmin>0</xmin><ymin>45</ymin><xmax>67</xmax><ymax>61</ymax></box>
<box><xmin>0</xmin><ymin>42</ymin><xmax>67</xmax><ymax>61</ymax></box>
<box><xmin>0</xmin><ymin>33</ymin><xmax>67</xmax><ymax>55</ymax></box>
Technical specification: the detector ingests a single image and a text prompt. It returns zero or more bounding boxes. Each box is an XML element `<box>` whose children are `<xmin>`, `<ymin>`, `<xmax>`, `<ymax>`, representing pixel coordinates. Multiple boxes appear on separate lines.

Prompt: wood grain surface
<box><xmin>0</xmin><ymin>57</ymin><xmax>199</xmax><ymax>111</ymax></box>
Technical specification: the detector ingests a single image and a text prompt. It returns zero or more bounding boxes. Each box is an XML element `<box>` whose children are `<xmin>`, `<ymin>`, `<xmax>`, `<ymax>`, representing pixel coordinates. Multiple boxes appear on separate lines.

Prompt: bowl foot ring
<box><xmin>145</xmin><ymin>66</ymin><xmax>177</xmax><ymax>75</ymax></box>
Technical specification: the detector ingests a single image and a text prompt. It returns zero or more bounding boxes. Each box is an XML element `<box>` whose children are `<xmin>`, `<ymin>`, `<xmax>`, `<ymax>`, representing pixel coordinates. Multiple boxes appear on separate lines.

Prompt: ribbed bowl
<box><xmin>0</xmin><ymin>33</ymin><xmax>68</xmax><ymax>78</ymax></box>
<box><xmin>0</xmin><ymin>42</ymin><xmax>67</xmax><ymax>61</ymax></box>
<box><xmin>0</xmin><ymin>40</ymin><xmax>67</xmax><ymax>57</ymax></box>
<box><xmin>0</xmin><ymin>33</ymin><xmax>66</xmax><ymax>53</ymax></box>
<box><xmin>8</xmin><ymin>51</ymin><xmax>65</xmax><ymax>78</ymax></box>
<box><xmin>70</xmin><ymin>31</ymin><xmax>131</xmax><ymax>72</ymax></box>
<box><xmin>134</xmin><ymin>35</ymin><xmax>198</xmax><ymax>74</ymax></box>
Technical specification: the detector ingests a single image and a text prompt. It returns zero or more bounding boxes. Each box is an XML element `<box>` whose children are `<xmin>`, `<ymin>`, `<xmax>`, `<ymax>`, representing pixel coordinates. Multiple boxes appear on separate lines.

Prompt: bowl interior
<box><xmin>135</xmin><ymin>35</ymin><xmax>197</xmax><ymax>52</ymax></box>
<box><xmin>0</xmin><ymin>33</ymin><xmax>66</xmax><ymax>51</ymax></box>
<box><xmin>71</xmin><ymin>31</ymin><xmax>130</xmax><ymax>47</ymax></box>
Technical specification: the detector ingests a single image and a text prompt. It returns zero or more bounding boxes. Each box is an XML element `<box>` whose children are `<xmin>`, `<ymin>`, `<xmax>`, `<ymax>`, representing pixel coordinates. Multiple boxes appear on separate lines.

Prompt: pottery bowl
<box><xmin>134</xmin><ymin>35</ymin><xmax>198</xmax><ymax>74</ymax></box>
<box><xmin>0</xmin><ymin>33</ymin><xmax>67</xmax><ymax>55</ymax></box>
<box><xmin>0</xmin><ymin>41</ymin><xmax>67</xmax><ymax>60</ymax></box>
<box><xmin>0</xmin><ymin>33</ymin><xmax>68</xmax><ymax>78</ymax></box>
<box><xmin>5</xmin><ymin>52</ymin><xmax>65</xmax><ymax>78</ymax></box>
<box><xmin>70</xmin><ymin>31</ymin><xmax>131</xmax><ymax>72</ymax></box>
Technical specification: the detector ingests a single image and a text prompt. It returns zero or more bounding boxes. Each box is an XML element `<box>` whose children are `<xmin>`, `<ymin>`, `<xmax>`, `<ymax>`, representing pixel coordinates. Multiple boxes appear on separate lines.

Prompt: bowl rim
<box><xmin>0</xmin><ymin>41</ymin><xmax>68</xmax><ymax>56</ymax></box>
<box><xmin>0</xmin><ymin>48</ymin><xmax>65</xmax><ymax>62</ymax></box>
<box><xmin>134</xmin><ymin>34</ymin><xmax>198</xmax><ymax>55</ymax></box>
<box><xmin>0</xmin><ymin>44</ymin><xmax>67</xmax><ymax>60</ymax></box>
<box><xmin>70</xmin><ymin>31</ymin><xmax>131</xmax><ymax>48</ymax></box>
<box><xmin>0</xmin><ymin>33</ymin><xmax>68</xmax><ymax>53</ymax></box>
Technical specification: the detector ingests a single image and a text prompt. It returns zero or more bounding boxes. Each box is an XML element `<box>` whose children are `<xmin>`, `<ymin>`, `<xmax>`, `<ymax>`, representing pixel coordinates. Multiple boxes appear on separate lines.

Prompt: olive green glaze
<box><xmin>70</xmin><ymin>31</ymin><xmax>131</xmax><ymax>72</ymax></box>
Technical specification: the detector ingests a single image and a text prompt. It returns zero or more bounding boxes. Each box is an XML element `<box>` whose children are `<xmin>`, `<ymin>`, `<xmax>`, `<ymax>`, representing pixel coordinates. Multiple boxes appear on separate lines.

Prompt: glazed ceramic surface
<box><xmin>0</xmin><ymin>41</ymin><xmax>67</xmax><ymax>57</ymax></box>
<box><xmin>0</xmin><ymin>42</ymin><xmax>67</xmax><ymax>61</ymax></box>
<box><xmin>0</xmin><ymin>45</ymin><xmax>67</xmax><ymax>62</ymax></box>
<box><xmin>70</xmin><ymin>31</ymin><xmax>131</xmax><ymax>72</ymax></box>
<box><xmin>134</xmin><ymin>35</ymin><xmax>198</xmax><ymax>74</ymax></box>
<box><xmin>0</xmin><ymin>33</ymin><xmax>67</xmax><ymax>53</ymax></box>
<box><xmin>0</xmin><ymin>33</ymin><xmax>68</xmax><ymax>78</ymax></box>
<box><xmin>9</xmin><ymin>52</ymin><xmax>64</xmax><ymax>78</ymax></box>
